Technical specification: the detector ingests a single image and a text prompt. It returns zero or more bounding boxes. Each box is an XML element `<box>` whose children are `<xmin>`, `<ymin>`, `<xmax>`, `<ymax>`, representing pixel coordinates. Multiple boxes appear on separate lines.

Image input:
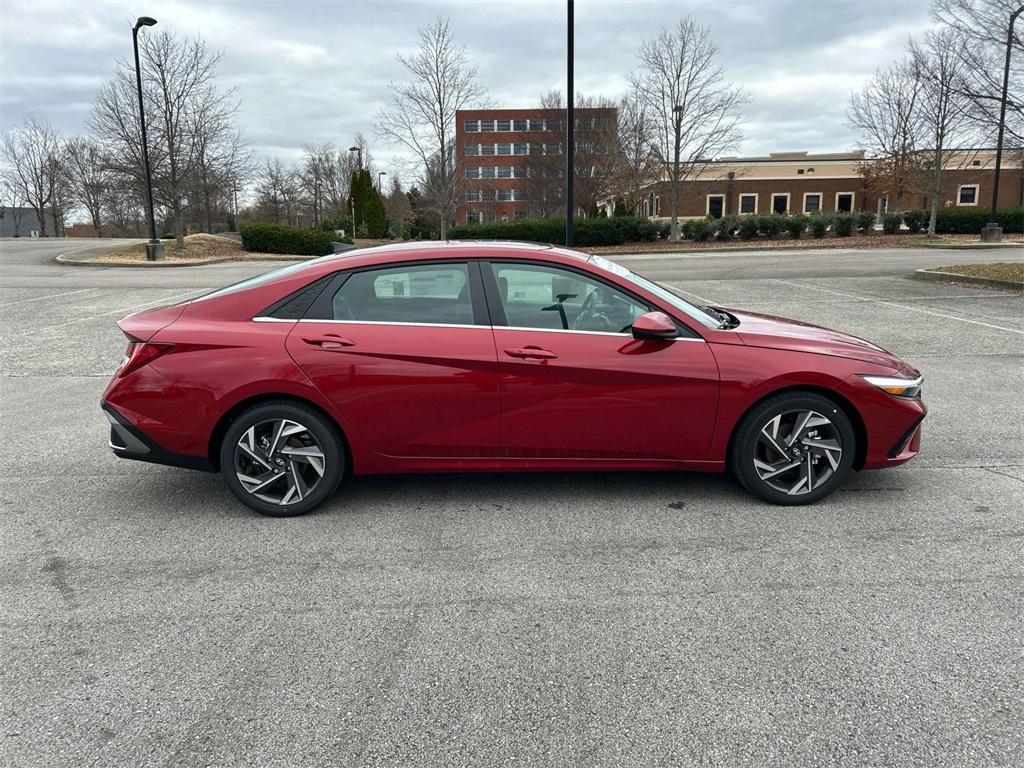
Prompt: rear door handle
<box><xmin>302</xmin><ymin>334</ymin><xmax>355</xmax><ymax>349</ymax></box>
<box><xmin>504</xmin><ymin>346</ymin><xmax>557</xmax><ymax>360</ymax></box>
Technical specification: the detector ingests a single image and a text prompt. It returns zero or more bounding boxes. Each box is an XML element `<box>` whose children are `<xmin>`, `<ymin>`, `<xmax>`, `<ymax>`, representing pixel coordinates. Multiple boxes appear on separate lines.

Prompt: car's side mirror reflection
<box><xmin>632</xmin><ymin>311</ymin><xmax>679</xmax><ymax>341</ymax></box>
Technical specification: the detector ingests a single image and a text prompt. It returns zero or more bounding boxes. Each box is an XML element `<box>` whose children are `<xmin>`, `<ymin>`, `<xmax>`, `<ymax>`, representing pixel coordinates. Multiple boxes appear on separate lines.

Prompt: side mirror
<box><xmin>632</xmin><ymin>311</ymin><xmax>679</xmax><ymax>341</ymax></box>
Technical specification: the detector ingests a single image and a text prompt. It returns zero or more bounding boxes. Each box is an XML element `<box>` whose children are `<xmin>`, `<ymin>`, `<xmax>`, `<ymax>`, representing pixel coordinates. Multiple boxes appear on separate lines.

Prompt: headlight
<box><xmin>860</xmin><ymin>374</ymin><xmax>923</xmax><ymax>398</ymax></box>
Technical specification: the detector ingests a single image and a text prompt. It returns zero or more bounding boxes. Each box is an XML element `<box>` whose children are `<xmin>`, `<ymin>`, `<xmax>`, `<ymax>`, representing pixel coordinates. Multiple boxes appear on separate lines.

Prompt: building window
<box><xmin>797</xmin><ymin>169</ymin><xmax>805</xmax><ymax>175</ymax></box>
<box><xmin>771</xmin><ymin>193</ymin><xmax>790</xmax><ymax>214</ymax></box>
<box><xmin>465</xmin><ymin>144</ymin><xmax>480</xmax><ymax>156</ymax></box>
<box><xmin>513</xmin><ymin>144</ymin><xmax>528</xmax><ymax>155</ymax></box>
<box><xmin>496</xmin><ymin>166</ymin><xmax>512</xmax><ymax>179</ymax></box>
<box><xmin>480</xmin><ymin>167</ymin><xmax>495</xmax><ymax>179</ymax></box>
<box><xmin>803</xmin><ymin>193</ymin><xmax>822</xmax><ymax>213</ymax></box>
<box><xmin>496</xmin><ymin>119</ymin><xmax>511</xmax><ymax>132</ymax></box>
<box><xmin>467</xmin><ymin>211</ymin><xmax>479</xmax><ymax>224</ymax></box>
<box><xmin>479</xmin><ymin>119</ymin><xmax>495</xmax><ymax>132</ymax></box>
<box><xmin>497</xmin><ymin>189</ymin><xmax>516</xmax><ymax>202</ymax></box>
<box><xmin>528</xmin><ymin>119</ymin><xmax>545</xmax><ymax>131</ymax></box>
<box><xmin>957</xmin><ymin>184</ymin><xmax>979</xmax><ymax>206</ymax></box>
<box><xmin>466</xmin><ymin>190</ymin><xmax>480</xmax><ymax>202</ymax></box>
<box><xmin>463</xmin><ymin>120</ymin><xmax>479</xmax><ymax>132</ymax></box>
<box><xmin>706</xmin><ymin>194</ymin><xmax>725</xmax><ymax>219</ymax></box>
<box><xmin>496</xmin><ymin>143</ymin><xmax>512</xmax><ymax>155</ymax></box>
<box><xmin>654</xmin><ymin>196</ymin><xmax>660</xmax><ymax>216</ymax></box>
<box><xmin>835</xmin><ymin>192</ymin><xmax>854</xmax><ymax>212</ymax></box>
<box><xmin>739</xmin><ymin>193</ymin><xmax>758</xmax><ymax>214</ymax></box>
<box><xmin>465</xmin><ymin>167</ymin><xmax>480</xmax><ymax>179</ymax></box>
<box><xmin>513</xmin><ymin>119</ymin><xmax>527</xmax><ymax>132</ymax></box>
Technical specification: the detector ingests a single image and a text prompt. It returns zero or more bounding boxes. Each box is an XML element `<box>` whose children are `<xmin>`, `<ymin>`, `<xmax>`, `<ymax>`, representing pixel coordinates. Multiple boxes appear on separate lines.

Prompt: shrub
<box><xmin>882</xmin><ymin>213</ymin><xmax>902</xmax><ymax>234</ymax></box>
<box><xmin>714</xmin><ymin>215</ymin><xmax>738</xmax><ymax>240</ymax></box>
<box><xmin>902</xmin><ymin>208</ymin><xmax>928</xmax><ymax>234</ymax></box>
<box><xmin>933</xmin><ymin>206</ymin><xmax>1023</xmax><ymax>234</ymax></box>
<box><xmin>833</xmin><ymin>212</ymin><xmax>855</xmax><ymax>237</ymax></box>
<box><xmin>680</xmin><ymin>219</ymin><xmax>699</xmax><ymax>239</ymax></box>
<box><xmin>759</xmin><ymin>214</ymin><xmax>785</xmax><ymax>238</ymax></box>
<box><xmin>240</xmin><ymin>222</ymin><xmax>336</xmax><ymax>255</ymax></box>
<box><xmin>690</xmin><ymin>219</ymin><xmax>714</xmax><ymax>241</ymax></box>
<box><xmin>446</xmin><ymin>215</ymin><xmax>659</xmax><ymax>247</ymax></box>
<box><xmin>657</xmin><ymin>221</ymin><xmax>672</xmax><ymax>240</ymax></box>
<box><xmin>808</xmin><ymin>213</ymin><xmax>829</xmax><ymax>238</ymax></box>
<box><xmin>737</xmin><ymin>215</ymin><xmax>760</xmax><ymax>240</ymax></box>
<box><xmin>856</xmin><ymin>210</ymin><xmax>876</xmax><ymax>233</ymax></box>
<box><xmin>613</xmin><ymin>201</ymin><xmax>630</xmax><ymax>217</ymax></box>
<box><xmin>785</xmin><ymin>214</ymin><xmax>808</xmax><ymax>239</ymax></box>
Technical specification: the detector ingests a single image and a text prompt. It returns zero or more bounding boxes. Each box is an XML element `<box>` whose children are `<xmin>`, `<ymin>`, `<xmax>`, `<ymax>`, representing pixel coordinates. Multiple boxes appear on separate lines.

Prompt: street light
<box><xmin>132</xmin><ymin>15</ymin><xmax>162</xmax><ymax>261</ymax></box>
<box><xmin>983</xmin><ymin>3</ymin><xmax>1024</xmax><ymax>243</ymax></box>
<box><xmin>348</xmin><ymin>146</ymin><xmax>360</xmax><ymax>235</ymax></box>
<box><xmin>565</xmin><ymin>0</ymin><xmax>574</xmax><ymax>247</ymax></box>
<box><xmin>378</xmin><ymin>171</ymin><xmax>387</xmax><ymax>190</ymax></box>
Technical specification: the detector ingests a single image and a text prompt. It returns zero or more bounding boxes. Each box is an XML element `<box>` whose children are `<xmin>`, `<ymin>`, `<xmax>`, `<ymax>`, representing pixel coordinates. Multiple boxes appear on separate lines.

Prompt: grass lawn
<box><xmin>930</xmin><ymin>262</ymin><xmax>1024</xmax><ymax>284</ymax></box>
<box><xmin>93</xmin><ymin>233</ymin><xmax>302</xmax><ymax>264</ymax></box>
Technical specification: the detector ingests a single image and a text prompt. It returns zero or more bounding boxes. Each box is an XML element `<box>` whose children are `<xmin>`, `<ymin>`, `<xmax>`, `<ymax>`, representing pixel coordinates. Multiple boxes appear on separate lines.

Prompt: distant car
<box><xmin>102</xmin><ymin>241</ymin><xmax>925</xmax><ymax>516</ymax></box>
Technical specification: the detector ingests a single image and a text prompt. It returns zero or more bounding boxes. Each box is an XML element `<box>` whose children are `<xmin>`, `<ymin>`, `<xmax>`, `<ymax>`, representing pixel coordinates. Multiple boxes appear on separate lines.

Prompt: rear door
<box><xmin>285</xmin><ymin>260</ymin><xmax>501</xmax><ymax>458</ymax></box>
<box><xmin>484</xmin><ymin>260</ymin><xmax>720</xmax><ymax>463</ymax></box>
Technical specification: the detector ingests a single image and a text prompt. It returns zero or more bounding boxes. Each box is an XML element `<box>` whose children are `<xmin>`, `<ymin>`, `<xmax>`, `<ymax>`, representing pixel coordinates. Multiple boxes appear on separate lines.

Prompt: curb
<box><xmin>54</xmin><ymin>242</ymin><xmax>313</xmax><ymax>268</ymax></box>
<box><xmin>915</xmin><ymin>242</ymin><xmax>1024</xmax><ymax>251</ymax></box>
<box><xmin>912</xmin><ymin>268</ymin><xmax>1023</xmax><ymax>291</ymax></box>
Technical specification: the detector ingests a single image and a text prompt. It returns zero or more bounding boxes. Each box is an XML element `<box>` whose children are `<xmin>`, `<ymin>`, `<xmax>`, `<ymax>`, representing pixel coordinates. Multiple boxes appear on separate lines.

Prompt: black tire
<box><xmin>219</xmin><ymin>401</ymin><xmax>345</xmax><ymax>517</ymax></box>
<box><xmin>730</xmin><ymin>391</ymin><xmax>855</xmax><ymax>505</ymax></box>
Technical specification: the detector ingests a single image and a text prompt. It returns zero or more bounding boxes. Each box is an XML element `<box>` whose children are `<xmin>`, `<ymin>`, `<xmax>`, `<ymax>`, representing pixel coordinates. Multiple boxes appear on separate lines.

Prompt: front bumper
<box><xmin>103</xmin><ymin>403</ymin><xmax>214</xmax><ymax>472</ymax></box>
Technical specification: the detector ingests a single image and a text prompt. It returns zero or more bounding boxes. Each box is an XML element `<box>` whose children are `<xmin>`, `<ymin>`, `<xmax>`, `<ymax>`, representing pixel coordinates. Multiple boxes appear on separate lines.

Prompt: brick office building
<box><xmin>455</xmin><ymin>107</ymin><xmax>617</xmax><ymax>224</ymax></box>
<box><xmin>631</xmin><ymin>149</ymin><xmax>1024</xmax><ymax>220</ymax></box>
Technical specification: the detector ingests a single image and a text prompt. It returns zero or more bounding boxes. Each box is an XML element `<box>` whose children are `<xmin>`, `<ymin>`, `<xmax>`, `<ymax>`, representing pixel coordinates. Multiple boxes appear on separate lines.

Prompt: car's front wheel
<box><xmin>220</xmin><ymin>401</ymin><xmax>344</xmax><ymax>517</ymax></box>
<box><xmin>731</xmin><ymin>391</ymin><xmax>855</xmax><ymax>505</ymax></box>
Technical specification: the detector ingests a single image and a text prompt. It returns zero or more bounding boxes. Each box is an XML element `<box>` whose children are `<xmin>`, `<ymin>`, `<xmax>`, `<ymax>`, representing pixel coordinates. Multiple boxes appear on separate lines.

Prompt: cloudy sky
<box><xmin>1</xmin><ymin>0</ymin><xmax>934</xmax><ymax>175</ymax></box>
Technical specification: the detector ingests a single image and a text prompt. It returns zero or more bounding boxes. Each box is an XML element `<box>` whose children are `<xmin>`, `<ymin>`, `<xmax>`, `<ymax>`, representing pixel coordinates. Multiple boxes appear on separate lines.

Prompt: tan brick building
<box><xmin>633</xmin><ymin>149</ymin><xmax>1024</xmax><ymax>220</ymax></box>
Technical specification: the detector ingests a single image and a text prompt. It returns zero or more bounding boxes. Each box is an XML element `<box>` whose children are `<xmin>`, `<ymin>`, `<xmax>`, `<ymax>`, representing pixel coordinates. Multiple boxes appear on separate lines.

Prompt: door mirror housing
<box><xmin>632</xmin><ymin>311</ymin><xmax>679</xmax><ymax>341</ymax></box>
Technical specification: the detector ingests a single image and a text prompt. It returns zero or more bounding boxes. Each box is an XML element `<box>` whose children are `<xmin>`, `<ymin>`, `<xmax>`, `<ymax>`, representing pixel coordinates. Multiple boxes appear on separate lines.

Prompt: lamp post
<box><xmin>132</xmin><ymin>16</ymin><xmax>162</xmax><ymax>261</ymax></box>
<box><xmin>565</xmin><ymin>0</ymin><xmax>574</xmax><ymax>247</ymax></box>
<box><xmin>378</xmin><ymin>171</ymin><xmax>387</xmax><ymax>190</ymax></box>
<box><xmin>348</xmin><ymin>146</ymin><xmax>361</xmax><ymax>236</ymax></box>
<box><xmin>982</xmin><ymin>3</ymin><xmax>1024</xmax><ymax>243</ymax></box>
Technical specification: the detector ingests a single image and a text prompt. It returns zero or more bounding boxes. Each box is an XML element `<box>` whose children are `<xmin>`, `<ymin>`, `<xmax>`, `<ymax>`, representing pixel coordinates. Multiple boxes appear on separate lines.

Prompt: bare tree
<box><xmin>89</xmin><ymin>30</ymin><xmax>241</xmax><ymax>249</ymax></box>
<box><xmin>615</xmin><ymin>88</ymin><xmax>659</xmax><ymax>214</ymax></box>
<box><xmin>1</xmin><ymin>117</ymin><xmax>63</xmax><ymax>236</ymax></box>
<box><xmin>910</xmin><ymin>29</ymin><xmax>974</xmax><ymax>235</ymax></box>
<box><xmin>65</xmin><ymin>137</ymin><xmax>111</xmax><ymax>236</ymax></box>
<box><xmin>932</xmin><ymin>0</ymin><xmax>1024</xmax><ymax>146</ymax></box>
<box><xmin>630</xmin><ymin>18</ymin><xmax>747</xmax><ymax>239</ymax></box>
<box><xmin>848</xmin><ymin>58</ymin><xmax>925</xmax><ymax>211</ymax></box>
<box><xmin>253</xmin><ymin>158</ymin><xmax>303</xmax><ymax>225</ymax></box>
<box><xmin>376</xmin><ymin>17</ymin><xmax>486</xmax><ymax>238</ymax></box>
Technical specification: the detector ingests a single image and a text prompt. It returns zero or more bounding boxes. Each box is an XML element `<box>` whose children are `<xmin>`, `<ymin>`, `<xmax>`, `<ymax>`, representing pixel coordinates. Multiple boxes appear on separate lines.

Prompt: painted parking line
<box><xmin>772</xmin><ymin>278</ymin><xmax>1024</xmax><ymax>335</ymax></box>
<box><xmin>0</xmin><ymin>287</ymin><xmax>100</xmax><ymax>308</ymax></box>
<box><xmin>42</xmin><ymin>289</ymin><xmax>204</xmax><ymax>329</ymax></box>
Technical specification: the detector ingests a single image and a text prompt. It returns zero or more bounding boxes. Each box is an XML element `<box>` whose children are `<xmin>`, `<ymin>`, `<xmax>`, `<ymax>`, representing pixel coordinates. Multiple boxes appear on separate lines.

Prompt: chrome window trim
<box><xmin>262</xmin><ymin>317</ymin><xmax>705</xmax><ymax>341</ymax></box>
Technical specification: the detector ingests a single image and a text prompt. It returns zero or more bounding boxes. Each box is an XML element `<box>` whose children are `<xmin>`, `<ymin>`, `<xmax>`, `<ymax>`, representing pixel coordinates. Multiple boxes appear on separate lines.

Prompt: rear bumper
<box><xmin>103</xmin><ymin>403</ymin><xmax>214</xmax><ymax>472</ymax></box>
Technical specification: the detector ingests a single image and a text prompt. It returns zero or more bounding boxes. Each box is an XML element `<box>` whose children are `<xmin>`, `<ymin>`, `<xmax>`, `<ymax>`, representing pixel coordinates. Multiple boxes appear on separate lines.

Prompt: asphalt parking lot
<box><xmin>1</xmin><ymin>240</ymin><xmax>1022</xmax><ymax>767</ymax></box>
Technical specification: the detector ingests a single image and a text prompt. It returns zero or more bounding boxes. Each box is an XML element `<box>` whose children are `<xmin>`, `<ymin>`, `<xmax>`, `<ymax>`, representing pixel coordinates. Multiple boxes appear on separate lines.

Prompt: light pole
<box><xmin>565</xmin><ymin>0</ymin><xmax>574</xmax><ymax>246</ymax></box>
<box><xmin>132</xmin><ymin>16</ymin><xmax>162</xmax><ymax>261</ymax></box>
<box><xmin>348</xmin><ymin>146</ymin><xmax>360</xmax><ymax>236</ymax></box>
<box><xmin>670</xmin><ymin>104</ymin><xmax>683</xmax><ymax>240</ymax></box>
<box><xmin>378</xmin><ymin>171</ymin><xmax>387</xmax><ymax>190</ymax></box>
<box><xmin>983</xmin><ymin>3</ymin><xmax>1024</xmax><ymax>243</ymax></box>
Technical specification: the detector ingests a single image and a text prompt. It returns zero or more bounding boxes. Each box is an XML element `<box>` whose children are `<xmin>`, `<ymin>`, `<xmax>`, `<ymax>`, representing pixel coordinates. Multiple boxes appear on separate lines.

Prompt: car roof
<box><xmin>313</xmin><ymin>239</ymin><xmax>592</xmax><ymax>271</ymax></box>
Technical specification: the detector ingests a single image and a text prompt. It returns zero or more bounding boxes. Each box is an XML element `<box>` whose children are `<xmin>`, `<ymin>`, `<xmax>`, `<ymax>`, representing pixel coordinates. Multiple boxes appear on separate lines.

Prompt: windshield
<box><xmin>188</xmin><ymin>260</ymin><xmax>323</xmax><ymax>303</ymax></box>
<box><xmin>587</xmin><ymin>254</ymin><xmax>723</xmax><ymax>329</ymax></box>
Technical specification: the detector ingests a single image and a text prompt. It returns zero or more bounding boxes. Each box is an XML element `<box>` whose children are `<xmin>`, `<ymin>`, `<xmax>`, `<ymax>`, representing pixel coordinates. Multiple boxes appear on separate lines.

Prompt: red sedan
<box><xmin>102</xmin><ymin>241</ymin><xmax>925</xmax><ymax>516</ymax></box>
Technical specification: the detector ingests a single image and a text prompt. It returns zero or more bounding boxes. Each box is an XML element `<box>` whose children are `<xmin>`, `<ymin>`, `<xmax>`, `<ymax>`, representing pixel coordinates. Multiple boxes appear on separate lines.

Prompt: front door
<box><xmin>286</xmin><ymin>261</ymin><xmax>500</xmax><ymax>458</ymax></box>
<box><xmin>485</xmin><ymin>261</ymin><xmax>720</xmax><ymax>463</ymax></box>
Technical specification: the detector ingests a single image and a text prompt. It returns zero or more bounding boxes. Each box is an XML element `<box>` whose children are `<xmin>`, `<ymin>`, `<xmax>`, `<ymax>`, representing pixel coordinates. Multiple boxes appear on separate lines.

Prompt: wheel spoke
<box><xmin>280</xmin><ymin>445</ymin><xmax>325</xmax><ymax>476</ymax></box>
<box><xmin>289</xmin><ymin>461</ymin><xmax>309</xmax><ymax>501</ymax></box>
<box><xmin>801</xmin><ymin>437</ymin><xmax>842</xmax><ymax>470</ymax></box>
<box><xmin>237</xmin><ymin>470</ymin><xmax>280</xmax><ymax>494</ymax></box>
<box><xmin>754</xmin><ymin>457</ymin><xmax>801</xmax><ymax>480</ymax></box>
<box><xmin>759</xmin><ymin>415</ymin><xmax>789</xmax><ymax>459</ymax></box>
<box><xmin>787</xmin><ymin>460</ymin><xmax>810</xmax><ymax>495</ymax></box>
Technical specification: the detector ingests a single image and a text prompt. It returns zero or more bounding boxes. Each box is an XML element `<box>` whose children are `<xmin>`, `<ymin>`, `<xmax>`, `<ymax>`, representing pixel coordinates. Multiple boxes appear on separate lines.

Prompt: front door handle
<box><xmin>504</xmin><ymin>346</ymin><xmax>557</xmax><ymax>360</ymax></box>
<box><xmin>302</xmin><ymin>334</ymin><xmax>355</xmax><ymax>350</ymax></box>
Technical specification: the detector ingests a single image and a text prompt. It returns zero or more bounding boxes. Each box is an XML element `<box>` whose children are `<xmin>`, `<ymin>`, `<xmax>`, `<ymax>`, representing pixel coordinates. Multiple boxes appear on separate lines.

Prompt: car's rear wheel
<box><xmin>220</xmin><ymin>402</ymin><xmax>344</xmax><ymax>517</ymax></box>
<box><xmin>731</xmin><ymin>392</ymin><xmax>855</xmax><ymax>505</ymax></box>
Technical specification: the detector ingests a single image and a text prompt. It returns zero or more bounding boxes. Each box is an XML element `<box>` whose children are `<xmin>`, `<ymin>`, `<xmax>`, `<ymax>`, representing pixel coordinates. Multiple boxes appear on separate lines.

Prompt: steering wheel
<box><xmin>572</xmin><ymin>289</ymin><xmax>613</xmax><ymax>332</ymax></box>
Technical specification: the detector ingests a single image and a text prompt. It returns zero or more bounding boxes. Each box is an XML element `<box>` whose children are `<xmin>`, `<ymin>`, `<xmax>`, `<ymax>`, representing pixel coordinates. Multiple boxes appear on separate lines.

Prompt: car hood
<box><xmin>724</xmin><ymin>308</ymin><xmax>919</xmax><ymax>375</ymax></box>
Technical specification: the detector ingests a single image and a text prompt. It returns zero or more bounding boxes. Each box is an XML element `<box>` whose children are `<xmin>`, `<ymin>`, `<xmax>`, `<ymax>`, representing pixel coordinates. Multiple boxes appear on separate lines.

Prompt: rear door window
<box><xmin>331</xmin><ymin>263</ymin><xmax>474</xmax><ymax>326</ymax></box>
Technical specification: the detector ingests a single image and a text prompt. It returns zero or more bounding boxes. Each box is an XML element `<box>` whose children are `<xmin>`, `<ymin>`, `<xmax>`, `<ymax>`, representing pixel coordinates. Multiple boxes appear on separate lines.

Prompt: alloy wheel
<box><xmin>233</xmin><ymin>418</ymin><xmax>326</xmax><ymax>506</ymax></box>
<box><xmin>753</xmin><ymin>409</ymin><xmax>843</xmax><ymax>496</ymax></box>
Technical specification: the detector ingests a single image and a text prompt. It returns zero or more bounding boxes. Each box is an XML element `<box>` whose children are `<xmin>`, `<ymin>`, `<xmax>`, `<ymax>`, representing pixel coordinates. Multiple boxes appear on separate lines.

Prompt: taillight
<box><xmin>118</xmin><ymin>340</ymin><xmax>174</xmax><ymax>377</ymax></box>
